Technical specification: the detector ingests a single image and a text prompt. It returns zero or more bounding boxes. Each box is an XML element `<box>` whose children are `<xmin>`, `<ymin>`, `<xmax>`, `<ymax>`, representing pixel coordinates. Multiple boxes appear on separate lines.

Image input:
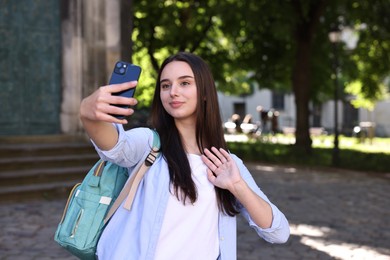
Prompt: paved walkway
<box><xmin>0</xmin><ymin>163</ymin><xmax>389</xmax><ymax>260</ymax></box>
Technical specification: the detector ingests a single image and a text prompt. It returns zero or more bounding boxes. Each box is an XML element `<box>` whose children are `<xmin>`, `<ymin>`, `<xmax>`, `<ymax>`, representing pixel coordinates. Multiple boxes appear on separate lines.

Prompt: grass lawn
<box><xmin>226</xmin><ymin>134</ymin><xmax>390</xmax><ymax>174</ymax></box>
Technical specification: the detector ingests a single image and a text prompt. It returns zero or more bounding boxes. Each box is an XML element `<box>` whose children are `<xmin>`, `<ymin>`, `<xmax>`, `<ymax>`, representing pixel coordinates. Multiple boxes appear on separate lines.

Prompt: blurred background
<box><xmin>0</xmin><ymin>1</ymin><xmax>389</xmax><ymax>259</ymax></box>
<box><xmin>1</xmin><ymin>0</ymin><xmax>389</xmax><ymax>140</ymax></box>
<box><xmin>1</xmin><ymin>0</ymin><xmax>389</xmax><ymax>184</ymax></box>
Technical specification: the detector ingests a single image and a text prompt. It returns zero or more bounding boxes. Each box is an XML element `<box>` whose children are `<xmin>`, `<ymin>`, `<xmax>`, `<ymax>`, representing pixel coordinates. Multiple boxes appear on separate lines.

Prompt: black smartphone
<box><xmin>109</xmin><ymin>61</ymin><xmax>142</xmax><ymax>118</ymax></box>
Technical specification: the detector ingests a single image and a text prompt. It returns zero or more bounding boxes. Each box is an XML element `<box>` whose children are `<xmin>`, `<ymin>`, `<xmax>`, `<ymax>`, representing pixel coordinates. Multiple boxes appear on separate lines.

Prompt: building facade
<box><xmin>218</xmin><ymin>88</ymin><xmax>390</xmax><ymax>137</ymax></box>
<box><xmin>0</xmin><ymin>0</ymin><xmax>122</xmax><ymax>136</ymax></box>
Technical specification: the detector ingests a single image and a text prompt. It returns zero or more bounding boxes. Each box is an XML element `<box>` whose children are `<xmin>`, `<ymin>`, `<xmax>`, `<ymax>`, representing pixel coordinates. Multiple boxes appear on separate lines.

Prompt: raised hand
<box><xmin>201</xmin><ymin>147</ymin><xmax>242</xmax><ymax>191</ymax></box>
<box><xmin>80</xmin><ymin>81</ymin><xmax>138</xmax><ymax>124</ymax></box>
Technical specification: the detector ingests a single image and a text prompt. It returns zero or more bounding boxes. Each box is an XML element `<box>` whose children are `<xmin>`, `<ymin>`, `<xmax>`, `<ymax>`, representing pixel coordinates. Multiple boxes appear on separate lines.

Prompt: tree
<box><xmin>130</xmin><ymin>0</ymin><xmax>390</xmax><ymax>153</ymax></box>
<box><xmin>120</xmin><ymin>0</ymin><xmax>135</xmax><ymax>62</ymax></box>
<box><xmin>343</xmin><ymin>0</ymin><xmax>390</xmax><ymax>107</ymax></box>
<box><xmin>132</xmin><ymin>0</ymin><xmax>253</xmax><ymax>106</ymax></box>
<box><xmin>217</xmin><ymin>0</ymin><xmax>390</xmax><ymax>152</ymax></box>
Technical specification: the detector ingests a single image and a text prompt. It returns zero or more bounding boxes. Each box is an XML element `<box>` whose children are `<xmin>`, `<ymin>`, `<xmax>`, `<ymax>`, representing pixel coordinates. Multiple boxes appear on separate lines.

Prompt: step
<box><xmin>0</xmin><ymin>153</ymin><xmax>99</xmax><ymax>171</ymax></box>
<box><xmin>0</xmin><ymin>134</ymin><xmax>88</xmax><ymax>144</ymax></box>
<box><xmin>0</xmin><ymin>134</ymin><xmax>100</xmax><ymax>202</ymax></box>
<box><xmin>0</xmin><ymin>142</ymin><xmax>95</xmax><ymax>158</ymax></box>
<box><xmin>0</xmin><ymin>166</ymin><xmax>92</xmax><ymax>187</ymax></box>
<box><xmin>0</xmin><ymin>180</ymin><xmax>77</xmax><ymax>202</ymax></box>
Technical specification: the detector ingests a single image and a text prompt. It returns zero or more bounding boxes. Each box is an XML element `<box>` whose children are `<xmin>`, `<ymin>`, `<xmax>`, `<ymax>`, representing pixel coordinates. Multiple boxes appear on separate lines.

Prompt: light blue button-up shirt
<box><xmin>95</xmin><ymin>126</ymin><xmax>290</xmax><ymax>260</ymax></box>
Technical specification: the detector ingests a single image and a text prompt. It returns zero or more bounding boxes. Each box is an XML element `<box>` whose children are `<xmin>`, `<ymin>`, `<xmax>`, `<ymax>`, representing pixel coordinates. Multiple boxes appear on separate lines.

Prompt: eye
<box><xmin>161</xmin><ymin>83</ymin><xmax>171</xmax><ymax>89</ymax></box>
<box><xmin>180</xmin><ymin>81</ymin><xmax>190</xmax><ymax>86</ymax></box>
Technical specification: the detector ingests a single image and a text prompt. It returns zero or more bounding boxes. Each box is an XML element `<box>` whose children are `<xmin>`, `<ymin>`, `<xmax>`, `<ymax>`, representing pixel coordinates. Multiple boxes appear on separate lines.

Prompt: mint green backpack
<box><xmin>54</xmin><ymin>130</ymin><xmax>160</xmax><ymax>259</ymax></box>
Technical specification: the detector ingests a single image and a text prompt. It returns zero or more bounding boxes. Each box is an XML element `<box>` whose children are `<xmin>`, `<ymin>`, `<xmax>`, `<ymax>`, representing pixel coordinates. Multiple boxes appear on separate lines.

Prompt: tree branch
<box><xmin>190</xmin><ymin>14</ymin><xmax>214</xmax><ymax>53</ymax></box>
<box><xmin>145</xmin><ymin>24</ymin><xmax>160</xmax><ymax>72</ymax></box>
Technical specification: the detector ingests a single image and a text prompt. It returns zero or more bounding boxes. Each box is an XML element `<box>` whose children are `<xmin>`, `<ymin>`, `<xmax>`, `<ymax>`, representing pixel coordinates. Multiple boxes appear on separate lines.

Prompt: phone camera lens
<box><xmin>119</xmin><ymin>68</ymin><xmax>125</xmax><ymax>74</ymax></box>
<box><xmin>116</xmin><ymin>62</ymin><xmax>123</xmax><ymax>68</ymax></box>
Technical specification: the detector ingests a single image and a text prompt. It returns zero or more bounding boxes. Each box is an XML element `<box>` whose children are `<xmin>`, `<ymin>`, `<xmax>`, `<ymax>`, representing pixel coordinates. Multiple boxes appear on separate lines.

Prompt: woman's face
<box><xmin>160</xmin><ymin>61</ymin><xmax>198</xmax><ymax>123</ymax></box>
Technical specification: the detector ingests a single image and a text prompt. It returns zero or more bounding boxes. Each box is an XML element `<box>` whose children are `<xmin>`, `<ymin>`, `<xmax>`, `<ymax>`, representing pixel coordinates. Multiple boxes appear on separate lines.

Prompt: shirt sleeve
<box><xmin>91</xmin><ymin>124</ymin><xmax>154</xmax><ymax>168</ymax></box>
<box><xmin>231</xmin><ymin>154</ymin><xmax>290</xmax><ymax>244</ymax></box>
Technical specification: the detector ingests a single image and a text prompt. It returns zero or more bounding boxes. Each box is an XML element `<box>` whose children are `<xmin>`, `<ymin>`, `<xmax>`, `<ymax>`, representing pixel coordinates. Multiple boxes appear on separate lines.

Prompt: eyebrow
<box><xmin>160</xmin><ymin>75</ymin><xmax>194</xmax><ymax>83</ymax></box>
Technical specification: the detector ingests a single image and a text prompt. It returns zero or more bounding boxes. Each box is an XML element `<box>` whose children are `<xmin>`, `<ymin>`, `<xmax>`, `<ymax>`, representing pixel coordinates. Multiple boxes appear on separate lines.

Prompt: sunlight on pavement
<box><xmin>254</xmin><ymin>164</ymin><xmax>298</xmax><ymax>173</ymax></box>
<box><xmin>290</xmin><ymin>224</ymin><xmax>390</xmax><ymax>260</ymax></box>
<box><xmin>224</xmin><ymin>134</ymin><xmax>250</xmax><ymax>142</ymax></box>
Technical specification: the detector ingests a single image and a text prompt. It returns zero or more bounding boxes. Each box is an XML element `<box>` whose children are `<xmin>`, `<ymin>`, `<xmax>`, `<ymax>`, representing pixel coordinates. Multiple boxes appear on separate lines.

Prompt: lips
<box><xmin>170</xmin><ymin>101</ymin><xmax>184</xmax><ymax>108</ymax></box>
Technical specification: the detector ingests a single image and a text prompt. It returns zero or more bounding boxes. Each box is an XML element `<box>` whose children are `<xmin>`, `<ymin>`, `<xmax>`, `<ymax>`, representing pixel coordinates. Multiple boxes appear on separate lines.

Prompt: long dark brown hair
<box><xmin>150</xmin><ymin>52</ymin><xmax>239</xmax><ymax>216</ymax></box>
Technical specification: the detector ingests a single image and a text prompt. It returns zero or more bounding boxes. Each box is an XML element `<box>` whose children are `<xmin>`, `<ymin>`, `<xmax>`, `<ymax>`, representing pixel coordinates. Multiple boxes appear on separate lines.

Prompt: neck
<box><xmin>174</xmin><ymin>119</ymin><xmax>201</xmax><ymax>155</ymax></box>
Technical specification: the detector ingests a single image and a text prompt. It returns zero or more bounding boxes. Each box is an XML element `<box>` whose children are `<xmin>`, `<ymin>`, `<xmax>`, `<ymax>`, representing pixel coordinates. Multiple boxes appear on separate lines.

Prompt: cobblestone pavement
<box><xmin>0</xmin><ymin>163</ymin><xmax>389</xmax><ymax>260</ymax></box>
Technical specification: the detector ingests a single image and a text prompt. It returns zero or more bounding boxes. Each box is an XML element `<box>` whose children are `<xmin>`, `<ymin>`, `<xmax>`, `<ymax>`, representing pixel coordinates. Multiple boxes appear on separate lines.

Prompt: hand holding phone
<box><xmin>109</xmin><ymin>61</ymin><xmax>142</xmax><ymax>118</ymax></box>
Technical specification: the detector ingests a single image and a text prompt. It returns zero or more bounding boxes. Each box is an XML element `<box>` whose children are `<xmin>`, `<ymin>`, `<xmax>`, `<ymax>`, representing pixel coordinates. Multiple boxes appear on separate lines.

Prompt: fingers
<box><xmin>93</xmin><ymin>110</ymin><xmax>129</xmax><ymax>125</ymax></box>
<box><xmin>99</xmin><ymin>81</ymin><xmax>138</xmax><ymax>119</ymax></box>
<box><xmin>203</xmin><ymin>147</ymin><xmax>229</xmax><ymax>165</ymax></box>
<box><xmin>80</xmin><ymin>81</ymin><xmax>139</xmax><ymax>124</ymax></box>
<box><xmin>94</xmin><ymin>95</ymin><xmax>136</xmax><ymax>117</ymax></box>
<box><xmin>105</xmin><ymin>81</ymin><xmax>138</xmax><ymax>93</ymax></box>
<box><xmin>202</xmin><ymin>147</ymin><xmax>231</xmax><ymax>173</ymax></box>
<box><xmin>109</xmin><ymin>95</ymin><xmax>138</xmax><ymax>106</ymax></box>
<box><xmin>206</xmin><ymin>168</ymin><xmax>217</xmax><ymax>183</ymax></box>
<box><xmin>108</xmin><ymin>106</ymin><xmax>135</xmax><ymax>119</ymax></box>
<box><xmin>99</xmin><ymin>81</ymin><xmax>138</xmax><ymax>106</ymax></box>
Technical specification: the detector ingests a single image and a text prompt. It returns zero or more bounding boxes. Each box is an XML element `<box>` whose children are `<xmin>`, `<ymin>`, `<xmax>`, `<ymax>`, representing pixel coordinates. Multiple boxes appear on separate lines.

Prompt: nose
<box><xmin>169</xmin><ymin>84</ymin><xmax>179</xmax><ymax>97</ymax></box>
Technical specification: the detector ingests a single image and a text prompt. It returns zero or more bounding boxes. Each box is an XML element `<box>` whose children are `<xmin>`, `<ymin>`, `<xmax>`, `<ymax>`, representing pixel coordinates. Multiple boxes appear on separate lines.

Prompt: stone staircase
<box><xmin>0</xmin><ymin>135</ymin><xmax>99</xmax><ymax>202</ymax></box>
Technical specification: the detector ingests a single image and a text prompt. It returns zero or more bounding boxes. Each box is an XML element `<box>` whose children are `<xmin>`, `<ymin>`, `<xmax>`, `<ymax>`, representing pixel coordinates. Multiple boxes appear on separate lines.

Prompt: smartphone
<box><xmin>109</xmin><ymin>61</ymin><xmax>142</xmax><ymax>118</ymax></box>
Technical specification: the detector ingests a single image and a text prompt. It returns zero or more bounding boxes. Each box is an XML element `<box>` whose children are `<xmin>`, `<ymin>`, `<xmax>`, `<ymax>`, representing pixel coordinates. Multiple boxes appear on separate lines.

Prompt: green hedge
<box><xmin>227</xmin><ymin>141</ymin><xmax>390</xmax><ymax>174</ymax></box>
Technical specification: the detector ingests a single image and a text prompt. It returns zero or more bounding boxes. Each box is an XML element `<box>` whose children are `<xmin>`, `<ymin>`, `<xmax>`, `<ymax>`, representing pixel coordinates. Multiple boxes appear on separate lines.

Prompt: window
<box><xmin>233</xmin><ymin>102</ymin><xmax>246</xmax><ymax>120</ymax></box>
<box><xmin>272</xmin><ymin>92</ymin><xmax>285</xmax><ymax>110</ymax></box>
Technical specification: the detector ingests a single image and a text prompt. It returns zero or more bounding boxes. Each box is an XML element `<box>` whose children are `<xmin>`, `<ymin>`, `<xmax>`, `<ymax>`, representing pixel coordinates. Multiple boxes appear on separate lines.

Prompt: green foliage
<box><xmin>131</xmin><ymin>0</ymin><xmax>390</xmax><ymax>103</ymax></box>
<box><xmin>333</xmin><ymin>0</ymin><xmax>390</xmax><ymax>109</ymax></box>
<box><xmin>132</xmin><ymin>49</ymin><xmax>156</xmax><ymax>107</ymax></box>
<box><xmin>347</xmin><ymin>81</ymin><xmax>375</xmax><ymax>109</ymax></box>
<box><xmin>217</xmin><ymin>0</ymin><xmax>295</xmax><ymax>91</ymax></box>
<box><xmin>340</xmin><ymin>149</ymin><xmax>390</xmax><ymax>172</ymax></box>
<box><xmin>132</xmin><ymin>0</ymin><xmax>293</xmax><ymax>104</ymax></box>
<box><xmin>130</xmin><ymin>0</ymin><xmax>390</xmax><ymax>151</ymax></box>
<box><xmin>227</xmin><ymin>141</ymin><xmax>390</xmax><ymax>173</ymax></box>
<box><xmin>227</xmin><ymin>142</ymin><xmax>329</xmax><ymax>167</ymax></box>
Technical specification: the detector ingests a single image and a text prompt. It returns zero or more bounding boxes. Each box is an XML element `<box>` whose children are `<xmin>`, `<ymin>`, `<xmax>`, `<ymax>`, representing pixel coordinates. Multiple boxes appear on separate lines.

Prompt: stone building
<box><xmin>218</xmin><ymin>88</ymin><xmax>390</xmax><ymax>137</ymax></box>
<box><xmin>0</xmin><ymin>0</ymin><xmax>126</xmax><ymax>136</ymax></box>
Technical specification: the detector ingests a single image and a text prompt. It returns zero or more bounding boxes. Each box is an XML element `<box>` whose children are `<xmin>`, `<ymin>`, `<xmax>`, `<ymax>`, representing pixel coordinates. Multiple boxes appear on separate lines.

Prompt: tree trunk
<box><xmin>292</xmin><ymin>38</ymin><xmax>312</xmax><ymax>153</ymax></box>
<box><xmin>291</xmin><ymin>0</ymin><xmax>327</xmax><ymax>153</ymax></box>
<box><xmin>120</xmin><ymin>0</ymin><xmax>133</xmax><ymax>62</ymax></box>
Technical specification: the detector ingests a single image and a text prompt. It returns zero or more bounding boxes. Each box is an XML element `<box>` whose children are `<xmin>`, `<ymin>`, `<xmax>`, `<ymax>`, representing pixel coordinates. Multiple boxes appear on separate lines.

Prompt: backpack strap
<box><xmin>104</xmin><ymin>129</ymin><xmax>160</xmax><ymax>224</ymax></box>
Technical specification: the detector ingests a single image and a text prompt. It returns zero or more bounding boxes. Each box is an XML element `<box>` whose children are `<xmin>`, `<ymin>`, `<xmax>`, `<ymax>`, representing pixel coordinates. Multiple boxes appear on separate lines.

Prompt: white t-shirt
<box><xmin>154</xmin><ymin>154</ymin><xmax>219</xmax><ymax>260</ymax></box>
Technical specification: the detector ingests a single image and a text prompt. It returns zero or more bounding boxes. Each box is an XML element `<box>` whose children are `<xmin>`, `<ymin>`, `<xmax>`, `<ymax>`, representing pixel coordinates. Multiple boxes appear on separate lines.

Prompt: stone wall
<box><xmin>60</xmin><ymin>0</ymin><xmax>121</xmax><ymax>134</ymax></box>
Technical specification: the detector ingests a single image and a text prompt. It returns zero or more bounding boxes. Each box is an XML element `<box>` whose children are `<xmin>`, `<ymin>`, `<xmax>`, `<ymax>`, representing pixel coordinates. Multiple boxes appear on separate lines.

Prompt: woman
<box><xmin>80</xmin><ymin>52</ymin><xmax>289</xmax><ymax>259</ymax></box>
